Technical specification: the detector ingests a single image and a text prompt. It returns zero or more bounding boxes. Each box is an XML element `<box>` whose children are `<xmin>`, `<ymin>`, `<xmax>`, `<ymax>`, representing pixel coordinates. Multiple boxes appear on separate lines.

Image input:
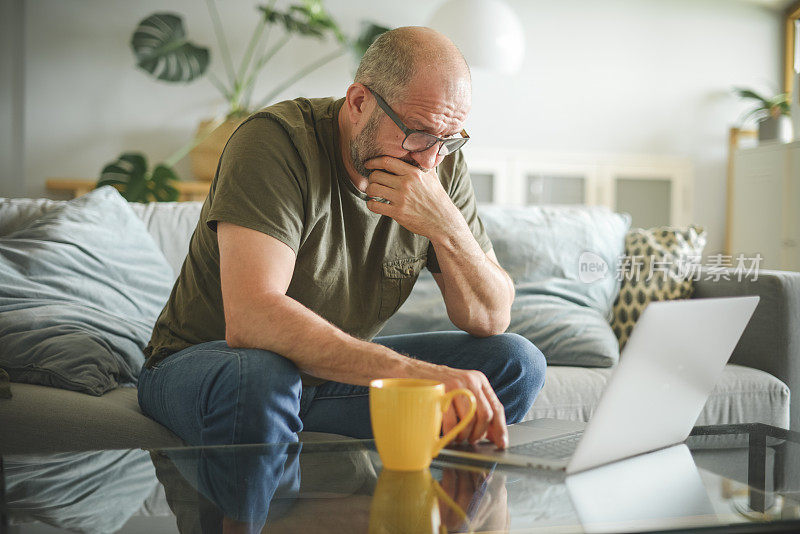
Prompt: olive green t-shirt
<box><xmin>143</xmin><ymin>97</ymin><xmax>492</xmax><ymax>384</ymax></box>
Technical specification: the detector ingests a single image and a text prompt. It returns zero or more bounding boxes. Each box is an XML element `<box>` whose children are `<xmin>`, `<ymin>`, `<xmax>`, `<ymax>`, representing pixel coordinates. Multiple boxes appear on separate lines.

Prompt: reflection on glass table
<box><xmin>1</xmin><ymin>423</ymin><xmax>800</xmax><ymax>533</ymax></box>
<box><xmin>146</xmin><ymin>440</ymin><xmax>510</xmax><ymax>533</ymax></box>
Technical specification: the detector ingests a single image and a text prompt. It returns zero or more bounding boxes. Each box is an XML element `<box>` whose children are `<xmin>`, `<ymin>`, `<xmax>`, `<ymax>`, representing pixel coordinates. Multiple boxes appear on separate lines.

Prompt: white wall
<box><xmin>1</xmin><ymin>0</ymin><xmax>25</xmax><ymax>198</ymax></box>
<box><xmin>12</xmin><ymin>0</ymin><xmax>785</xmax><ymax>258</ymax></box>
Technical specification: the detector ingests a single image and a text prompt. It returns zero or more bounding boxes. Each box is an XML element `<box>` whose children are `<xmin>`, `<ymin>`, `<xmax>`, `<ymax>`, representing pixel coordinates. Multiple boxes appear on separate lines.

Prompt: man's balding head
<box><xmin>354</xmin><ymin>26</ymin><xmax>471</xmax><ymax>105</ymax></box>
<box><xmin>341</xmin><ymin>26</ymin><xmax>472</xmax><ymax>182</ymax></box>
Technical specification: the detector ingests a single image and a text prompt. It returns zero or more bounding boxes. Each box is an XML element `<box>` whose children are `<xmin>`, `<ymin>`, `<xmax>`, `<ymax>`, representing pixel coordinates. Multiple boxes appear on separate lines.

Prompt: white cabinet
<box><xmin>462</xmin><ymin>147</ymin><xmax>693</xmax><ymax>228</ymax></box>
<box><xmin>730</xmin><ymin>141</ymin><xmax>800</xmax><ymax>271</ymax></box>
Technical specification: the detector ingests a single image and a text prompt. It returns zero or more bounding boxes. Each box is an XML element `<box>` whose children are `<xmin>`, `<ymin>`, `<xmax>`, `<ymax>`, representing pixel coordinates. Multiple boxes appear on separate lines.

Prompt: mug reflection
<box><xmin>369</xmin><ymin>465</ymin><xmax>508</xmax><ymax>534</ymax></box>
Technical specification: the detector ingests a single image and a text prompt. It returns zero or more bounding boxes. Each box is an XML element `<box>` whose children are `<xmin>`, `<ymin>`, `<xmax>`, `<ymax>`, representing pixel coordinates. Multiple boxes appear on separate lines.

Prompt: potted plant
<box><xmin>132</xmin><ymin>0</ymin><xmax>388</xmax><ymax>182</ymax></box>
<box><xmin>97</xmin><ymin>0</ymin><xmax>388</xmax><ymax>201</ymax></box>
<box><xmin>733</xmin><ymin>86</ymin><xmax>792</xmax><ymax>143</ymax></box>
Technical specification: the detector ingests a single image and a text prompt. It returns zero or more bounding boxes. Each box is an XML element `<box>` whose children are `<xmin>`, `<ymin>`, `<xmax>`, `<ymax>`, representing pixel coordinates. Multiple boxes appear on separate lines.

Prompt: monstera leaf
<box><xmin>258</xmin><ymin>1</ymin><xmax>343</xmax><ymax>41</ymax></box>
<box><xmin>97</xmin><ymin>153</ymin><xmax>179</xmax><ymax>203</ymax></box>
<box><xmin>131</xmin><ymin>13</ymin><xmax>210</xmax><ymax>82</ymax></box>
<box><xmin>350</xmin><ymin>22</ymin><xmax>391</xmax><ymax>59</ymax></box>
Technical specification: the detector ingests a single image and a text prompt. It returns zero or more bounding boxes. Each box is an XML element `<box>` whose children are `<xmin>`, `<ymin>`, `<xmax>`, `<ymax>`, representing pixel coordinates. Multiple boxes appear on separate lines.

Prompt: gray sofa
<box><xmin>1</xmin><ymin>197</ymin><xmax>797</xmax><ymax>454</ymax></box>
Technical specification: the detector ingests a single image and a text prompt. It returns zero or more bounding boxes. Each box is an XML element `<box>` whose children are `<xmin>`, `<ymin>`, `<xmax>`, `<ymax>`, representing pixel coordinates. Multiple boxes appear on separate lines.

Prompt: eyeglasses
<box><xmin>365</xmin><ymin>85</ymin><xmax>469</xmax><ymax>156</ymax></box>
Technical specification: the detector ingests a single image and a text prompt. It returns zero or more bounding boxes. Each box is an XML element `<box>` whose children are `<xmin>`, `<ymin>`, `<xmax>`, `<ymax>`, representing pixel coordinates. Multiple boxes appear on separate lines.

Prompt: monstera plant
<box><xmin>98</xmin><ymin>154</ymin><xmax>179</xmax><ymax>203</ymax></box>
<box><xmin>98</xmin><ymin>0</ymin><xmax>390</xmax><ymax>201</ymax></box>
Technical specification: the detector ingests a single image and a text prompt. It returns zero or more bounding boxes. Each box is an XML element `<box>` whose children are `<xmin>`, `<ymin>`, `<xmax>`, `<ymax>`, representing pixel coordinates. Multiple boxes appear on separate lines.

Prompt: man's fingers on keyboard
<box><xmin>484</xmin><ymin>383</ymin><xmax>508</xmax><ymax>448</ymax></box>
<box><xmin>455</xmin><ymin>394</ymin><xmax>476</xmax><ymax>442</ymax></box>
<box><xmin>469</xmin><ymin>391</ymin><xmax>493</xmax><ymax>443</ymax></box>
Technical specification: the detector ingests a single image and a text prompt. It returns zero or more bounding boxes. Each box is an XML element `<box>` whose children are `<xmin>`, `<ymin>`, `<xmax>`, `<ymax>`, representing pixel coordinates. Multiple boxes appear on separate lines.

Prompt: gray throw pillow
<box><xmin>0</xmin><ymin>187</ymin><xmax>174</xmax><ymax>395</ymax></box>
<box><xmin>379</xmin><ymin>205</ymin><xmax>631</xmax><ymax>367</ymax></box>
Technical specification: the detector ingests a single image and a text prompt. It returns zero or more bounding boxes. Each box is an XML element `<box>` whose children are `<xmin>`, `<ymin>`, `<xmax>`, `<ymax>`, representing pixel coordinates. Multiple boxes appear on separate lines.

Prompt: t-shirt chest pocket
<box><xmin>378</xmin><ymin>255</ymin><xmax>427</xmax><ymax>321</ymax></box>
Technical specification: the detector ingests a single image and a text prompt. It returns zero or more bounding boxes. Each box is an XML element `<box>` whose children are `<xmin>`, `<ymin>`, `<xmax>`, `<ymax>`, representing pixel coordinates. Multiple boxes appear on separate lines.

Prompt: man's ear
<box><xmin>344</xmin><ymin>83</ymin><xmax>370</xmax><ymax>125</ymax></box>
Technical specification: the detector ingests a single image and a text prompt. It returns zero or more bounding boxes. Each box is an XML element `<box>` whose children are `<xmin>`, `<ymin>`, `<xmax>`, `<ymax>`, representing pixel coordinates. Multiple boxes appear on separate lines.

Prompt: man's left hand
<box><xmin>364</xmin><ymin>156</ymin><xmax>460</xmax><ymax>240</ymax></box>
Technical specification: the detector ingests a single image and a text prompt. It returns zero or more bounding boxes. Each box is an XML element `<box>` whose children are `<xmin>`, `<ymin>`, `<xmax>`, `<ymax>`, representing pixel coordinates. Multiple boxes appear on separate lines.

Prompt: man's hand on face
<box><xmin>363</xmin><ymin>156</ymin><xmax>461</xmax><ymax>240</ymax></box>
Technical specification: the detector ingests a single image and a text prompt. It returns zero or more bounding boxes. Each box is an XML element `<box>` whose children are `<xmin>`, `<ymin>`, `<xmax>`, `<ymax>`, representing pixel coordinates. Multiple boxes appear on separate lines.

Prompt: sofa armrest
<box><xmin>692</xmin><ymin>267</ymin><xmax>800</xmax><ymax>429</ymax></box>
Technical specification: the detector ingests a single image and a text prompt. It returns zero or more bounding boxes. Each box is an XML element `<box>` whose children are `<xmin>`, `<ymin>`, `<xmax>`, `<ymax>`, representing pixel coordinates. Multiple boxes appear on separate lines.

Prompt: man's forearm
<box><xmin>225</xmin><ymin>292</ymin><xmax>442</xmax><ymax>385</ymax></box>
<box><xmin>431</xmin><ymin>218</ymin><xmax>514</xmax><ymax>337</ymax></box>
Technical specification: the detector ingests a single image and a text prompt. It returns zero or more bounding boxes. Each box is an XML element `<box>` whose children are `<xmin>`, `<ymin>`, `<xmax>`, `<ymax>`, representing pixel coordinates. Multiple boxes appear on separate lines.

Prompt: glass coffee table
<box><xmin>2</xmin><ymin>423</ymin><xmax>799</xmax><ymax>533</ymax></box>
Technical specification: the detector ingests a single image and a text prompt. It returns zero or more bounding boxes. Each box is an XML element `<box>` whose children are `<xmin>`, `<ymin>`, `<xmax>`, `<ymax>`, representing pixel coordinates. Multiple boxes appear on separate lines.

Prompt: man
<box><xmin>138</xmin><ymin>26</ymin><xmax>546</xmax><ymax>452</ymax></box>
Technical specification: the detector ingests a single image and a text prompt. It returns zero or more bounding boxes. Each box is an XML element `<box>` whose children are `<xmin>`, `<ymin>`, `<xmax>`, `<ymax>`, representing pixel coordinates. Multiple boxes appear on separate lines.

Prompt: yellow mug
<box><xmin>369</xmin><ymin>378</ymin><xmax>477</xmax><ymax>471</ymax></box>
<box><xmin>368</xmin><ymin>468</ymin><xmax>470</xmax><ymax>534</ymax></box>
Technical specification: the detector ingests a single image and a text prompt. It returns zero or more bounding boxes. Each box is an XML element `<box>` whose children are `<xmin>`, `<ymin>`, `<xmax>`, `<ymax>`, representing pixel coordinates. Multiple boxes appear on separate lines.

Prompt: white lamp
<box><xmin>427</xmin><ymin>0</ymin><xmax>525</xmax><ymax>74</ymax></box>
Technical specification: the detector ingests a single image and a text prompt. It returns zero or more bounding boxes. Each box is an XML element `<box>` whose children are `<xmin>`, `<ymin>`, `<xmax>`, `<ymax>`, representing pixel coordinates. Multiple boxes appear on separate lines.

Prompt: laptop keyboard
<box><xmin>507</xmin><ymin>431</ymin><xmax>583</xmax><ymax>459</ymax></box>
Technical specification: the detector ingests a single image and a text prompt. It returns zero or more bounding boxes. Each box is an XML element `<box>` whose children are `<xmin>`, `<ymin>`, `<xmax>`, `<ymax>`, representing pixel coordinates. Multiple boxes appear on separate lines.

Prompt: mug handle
<box><xmin>432</xmin><ymin>388</ymin><xmax>477</xmax><ymax>457</ymax></box>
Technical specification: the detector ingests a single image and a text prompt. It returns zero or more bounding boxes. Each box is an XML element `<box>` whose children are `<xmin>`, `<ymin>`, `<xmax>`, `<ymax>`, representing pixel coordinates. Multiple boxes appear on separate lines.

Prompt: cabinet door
<box><xmin>731</xmin><ymin>145</ymin><xmax>786</xmax><ymax>269</ymax></box>
<box><xmin>600</xmin><ymin>161</ymin><xmax>692</xmax><ymax>228</ymax></box>
<box><xmin>516</xmin><ymin>159</ymin><xmax>598</xmax><ymax>206</ymax></box>
<box><xmin>526</xmin><ymin>173</ymin><xmax>587</xmax><ymax>204</ymax></box>
<box><xmin>463</xmin><ymin>148</ymin><xmax>515</xmax><ymax>205</ymax></box>
<box><xmin>462</xmin><ymin>149</ymin><xmax>691</xmax><ymax>215</ymax></box>
<box><xmin>469</xmin><ymin>171</ymin><xmax>496</xmax><ymax>203</ymax></box>
<box><xmin>783</xmin><ymin>145</ymin><xmax>800</xmax><ymax>270</ymax></box>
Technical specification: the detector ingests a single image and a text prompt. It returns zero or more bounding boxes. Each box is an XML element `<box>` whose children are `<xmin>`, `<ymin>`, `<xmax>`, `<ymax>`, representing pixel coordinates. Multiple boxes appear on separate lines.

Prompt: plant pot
<box><xmin>757</xmin><ymin>115</ymin><xmax>793</xmax><ymax>144</ymax></box>
<box><xmin>189</xmin><ymin>117</ymin><xmax>245</xmax><ymax>181</ymax></box>
<box><xmin>757</xmin><ymin>116</ymin><xmax>779</xmax><ymax>142</ymax></box>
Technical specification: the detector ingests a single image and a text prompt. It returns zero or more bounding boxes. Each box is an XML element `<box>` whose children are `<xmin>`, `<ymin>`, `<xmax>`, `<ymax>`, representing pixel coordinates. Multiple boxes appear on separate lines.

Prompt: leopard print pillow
<box><xmin>611</xmin><ymin>225</ymin><xmax>707</xmax><ymax>350</ymax></box>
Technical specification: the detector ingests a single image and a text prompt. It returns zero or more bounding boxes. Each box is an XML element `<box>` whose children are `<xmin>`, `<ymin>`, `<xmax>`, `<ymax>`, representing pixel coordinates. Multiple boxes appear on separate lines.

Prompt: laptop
<box><xmin>440</xmin><ymin>295</ymin><xmax>760</xmax><ymax>474</ymax></box>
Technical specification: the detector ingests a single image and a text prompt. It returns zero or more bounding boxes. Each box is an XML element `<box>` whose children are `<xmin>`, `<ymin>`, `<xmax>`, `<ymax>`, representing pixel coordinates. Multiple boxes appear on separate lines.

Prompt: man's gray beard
<box><xmin>349</xmin><ymin>111</ymin><xmax>382</xmax><ymax>179</ymax></box>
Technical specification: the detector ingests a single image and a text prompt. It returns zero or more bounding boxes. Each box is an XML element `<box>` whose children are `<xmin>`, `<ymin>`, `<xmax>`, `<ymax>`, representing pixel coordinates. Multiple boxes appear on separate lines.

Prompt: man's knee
<box><xmin>486</xmin><ymin>333</ymin><xmax>547</xmax><ymax>424</ymax></box>
<box><xmin>504</xmin><ymin>333</ymin><xmax>547</xmax><ymax>392</ymax></box>
<box><xmin>201</xmin><ymin>345</ymin><xmax>303</xmax><ymax>445</ymax></box>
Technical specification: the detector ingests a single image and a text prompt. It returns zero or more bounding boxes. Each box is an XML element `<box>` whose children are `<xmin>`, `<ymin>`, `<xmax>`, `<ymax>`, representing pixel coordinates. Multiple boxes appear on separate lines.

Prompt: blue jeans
<box><xmin>138</xmin><ymin>332</ymin><xmax>546</xmax><ymax>447</ymax></box>
<box><xmin>160</xmin><ymin>441</ymin><xmax>302</xmax><ymax>527</ymax></box>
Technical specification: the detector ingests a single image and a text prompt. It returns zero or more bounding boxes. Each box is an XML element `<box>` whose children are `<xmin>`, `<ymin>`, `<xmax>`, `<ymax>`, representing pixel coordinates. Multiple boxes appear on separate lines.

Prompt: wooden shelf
<box><xmin>45</xmin><ymin>178</ymin><xmax>210</xmax><ymax>202</ymax></box>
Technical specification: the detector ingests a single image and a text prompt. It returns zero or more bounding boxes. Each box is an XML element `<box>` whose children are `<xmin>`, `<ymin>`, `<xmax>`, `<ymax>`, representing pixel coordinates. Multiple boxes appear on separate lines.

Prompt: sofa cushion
<box><xmin>526</xmin><ymin>363</ymin><xmax>790</xmax><ymax>429</ymax></box>
<box><xmin>0</xmin><ymin>195</ymin><xmax>204</xmax><ymax>280</ymax></box>
<box><xmin>0</xmin><ymin>382</ymin><xmax>184</xmax><ymax>453</ymax></box>
<box><xmin>0</xmin><ymin>197</ymin><xmax>63</xmax><ymax>236</ymax></box>
<box><xmin>128</xmin><ymin>201</ymin><xmax>203</xmax><ymax>278</ymax></box>
<box><xmin>379</xmin><ymin>276</ymin><xmax>624</xmax><ymax>368</ymax></box>
<box><xmin>380</xmin><ymin>204</ymin><xmax>631</xmax><ymax>367</ymax></box>
<box><xmin>0</xmin><ymin>382</ymin><xmax>365</xmax><ymax>454</ymax></box>
<box><xmin>0</xmin><ymin>187</ymin><xmax>175</xmax><ymax>395</ymax></box>
<box><xmin>479</xmin><ymin>204</ymin><xmax>631</xmax><ymax>320</ymax></box>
